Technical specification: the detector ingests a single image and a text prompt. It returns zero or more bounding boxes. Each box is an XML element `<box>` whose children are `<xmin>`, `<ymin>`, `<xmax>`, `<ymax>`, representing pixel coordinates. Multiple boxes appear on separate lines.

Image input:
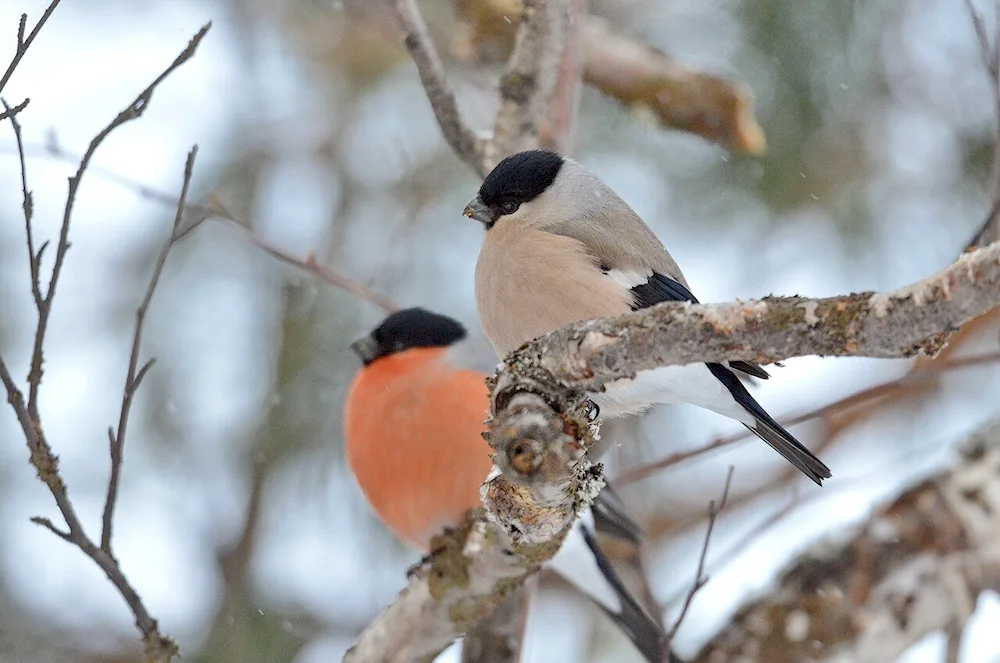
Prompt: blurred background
<box><xmin>1</xmin><ymin>0</ymin><xmax>1000</xmax><ymax>661</ymax></box>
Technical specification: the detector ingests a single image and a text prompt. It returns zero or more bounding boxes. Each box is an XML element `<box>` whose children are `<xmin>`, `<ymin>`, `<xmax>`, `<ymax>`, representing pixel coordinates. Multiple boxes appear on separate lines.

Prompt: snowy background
<box><xmin>1</xmin><ymin>0</ymin><xmax>1000</xmax><ymax>661</ymax></box>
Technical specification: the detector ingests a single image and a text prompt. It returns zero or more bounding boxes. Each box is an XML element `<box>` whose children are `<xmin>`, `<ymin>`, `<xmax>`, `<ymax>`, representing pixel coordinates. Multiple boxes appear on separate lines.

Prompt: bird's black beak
<box><xmin>463</xmin><ymin>195</ymin><xmax>493</xmax><ymax>227</ymax></box>
<box><xmin>350</xmin><ymin>336</ymin><xmax>380</xmax><ymax>365</ymax></box>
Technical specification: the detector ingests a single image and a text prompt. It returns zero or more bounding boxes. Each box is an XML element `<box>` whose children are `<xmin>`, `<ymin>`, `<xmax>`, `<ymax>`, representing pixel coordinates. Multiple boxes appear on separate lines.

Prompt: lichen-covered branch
<box><xmin>693</xmin><ymin>417</ymin><xmax>1000</xmax><ymax>663</ymax></box>
<box><xmin>505</xmin><ymin>240</ymin><xmax>1000</xmax><ymax>395</ymax></box>
<box><xmin>343</xmin><ymin>391</ymin><xmax>603</xmax><ymax>663</ymax></box>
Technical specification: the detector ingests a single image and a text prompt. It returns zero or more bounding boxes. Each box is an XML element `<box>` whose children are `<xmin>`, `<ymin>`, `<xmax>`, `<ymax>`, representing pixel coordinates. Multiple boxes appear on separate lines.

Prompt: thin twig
<box><xmin>386</xmin><ymin>0</ymin><xmax>486</xmax><ymax>176</ymax></box>
<box><xmin>0</xmin><ymin>24</ymin><xmax>212</xmax><ymax>661</ymax></box>
<box><xmin>1</xmin><ymin>99</ymin><xmax>41</xmax><ymax>306</ymax></box>
<box><xmin>615</xmin><ymin>350</ymin><xmax>1000</xmax><ymax>485</ymax></box>
<box><xmin>0</xmin><ymin>0</ymin><xmax>63</xmax><ymax>98</ymax></box>
<box><xmin>964</xmin><ymin>0</ymin><xmax>1000</xmax><ymax>248</ymax></box>
<box><xmin>666</xmin><ymin>466</ymin><xmax>733</xmax><ymax>641</ymax></box>
<box><xmin>101</xmin><ymin>146</ymin><xmax>200</xmax><ymax>553</ymax></box>
<box><xmin>215</xmin><ymin>215</ymin><xmax>399</xmax><ymax>312</ymax></box>
<box><xmin>0</xmin><ymin>142</ymin><xmax>399</xmax><ymax>313</ymax></box>
<box><xmin>24</xmin><ymin>21</ymin><xmax>212</xmax><ymax>425</ymax></box>
<box><xmin>0</xmin><ymin>97</ymin><xmax>29</xmax><ymax>122</ymax></box>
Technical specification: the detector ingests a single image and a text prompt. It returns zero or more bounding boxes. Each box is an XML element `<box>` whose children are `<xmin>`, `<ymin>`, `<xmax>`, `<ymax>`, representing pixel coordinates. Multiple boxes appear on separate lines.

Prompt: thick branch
<box><xmin>580</xmin><ymin>17</ymin><xmax>766</xmax><ymax>155</ymax></box>
<box><xmin>504</xmin><ymin>240</ymin><xmax>1000</xmax><ymax>395</ymax></box>
<box><xmin>693</xmin><ymin>417</ymin><xmax>1000</xmax><ymax>662</ymax></box>
<box><xmin>451</xmin><ymin>0</ymin><xmax>766</xmax><ymax>154</ymax></box>
<box><xmin>343</xmin><ymin>391</ymin><xmax>604</xmax><ymax>663</ymax></box>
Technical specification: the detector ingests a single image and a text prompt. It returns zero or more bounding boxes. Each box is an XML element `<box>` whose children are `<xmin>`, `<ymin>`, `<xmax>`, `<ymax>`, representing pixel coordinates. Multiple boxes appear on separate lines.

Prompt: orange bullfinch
<box><xmin>465</xmin><ymin>150</ymin><xmax>831</xmax><ymax>485</ymax></box>
<box><xmin>344</xmin><ymin>307</ymin><xmax>671</xmax><ymax>663</ymax></box>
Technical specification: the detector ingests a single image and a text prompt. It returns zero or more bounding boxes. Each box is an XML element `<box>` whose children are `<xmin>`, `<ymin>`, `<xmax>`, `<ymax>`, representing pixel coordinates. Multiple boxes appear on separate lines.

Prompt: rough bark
<box><xmin>694</xmin><ymin>417</ymin><xmax>1000</xmax><ymax>663</ymax></box>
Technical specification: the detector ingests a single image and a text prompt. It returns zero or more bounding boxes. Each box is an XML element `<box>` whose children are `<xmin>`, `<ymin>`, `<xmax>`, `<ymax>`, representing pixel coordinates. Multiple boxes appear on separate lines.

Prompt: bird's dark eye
<box><xmin>500</xmin><ymin>201</ymin><xmax>520</xmax><ymax>215</ymax></box>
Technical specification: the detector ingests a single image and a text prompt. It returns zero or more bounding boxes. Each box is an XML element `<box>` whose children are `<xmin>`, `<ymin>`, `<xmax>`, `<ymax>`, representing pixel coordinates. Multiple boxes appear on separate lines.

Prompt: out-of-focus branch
<box><xmin>384</xmin><ymin>0</ymin><xmax>487</xmax><ymax>176</ymax></box>
<box><xmin>0</xmin><ymin>24</ymin><xmax>211</xmax><ymax>662</ymax></box>
<box><xmin>451</xmin><ymin>0</ymin><xmax>766</xmax><ymax>154</ymax></box>
<box><xmin>580</xmin><ymin>16</ymin><xmax>765</xmax><ymax>155</ymax></box>
<box><xmin>101</xmin><ymin>147</ymin><xmax>206</xmax><ymax>553</ymax></box>
<box><xmin>693</xmin><ymin>418</ymin><xmax>1000</xmax><ymax>662</ymax></box>
<box><xmin>964</xmin><ymin>0</ymin><xmax>1000</xmax><ymax>248</ymax></box>
<box><xmin>212</xmin><ymin>211</ymin><xmax>399</xmax><ymax>313</ymax></box>
<box><xmin>486</xmin><ymin>0</ymin><xmax>572</xmax><ymax>167</ymax></box>
<box><xmin>666</xmin><ymin>468</ymin><xmax>732</xmax><ymax>639</ymax></box>
<box><xmin>538</xmin><ymin>0</ymin><xmax>586</xmax><ymax>154</ymax></box>
<box><xmin>0</xmin><ymin>0</ymin><xmax>63</xmax><ymax>116</ymax></box>
<box><xmin>344</xmin><ymin>389</ymin><xmax>604</xmax><ymax>663</ymax></box>
<box><xmin>0</xmin><ymin>141</ymin><xmax>400</xmax><ymax>313</ymax></box>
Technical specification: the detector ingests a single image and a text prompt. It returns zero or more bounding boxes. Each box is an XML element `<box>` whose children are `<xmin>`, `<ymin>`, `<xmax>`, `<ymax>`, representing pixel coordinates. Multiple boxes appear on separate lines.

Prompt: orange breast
<box><xmin>344</xmin><ymin>348</ymin><xmax>493</xmax><ymax>551</ymax></box>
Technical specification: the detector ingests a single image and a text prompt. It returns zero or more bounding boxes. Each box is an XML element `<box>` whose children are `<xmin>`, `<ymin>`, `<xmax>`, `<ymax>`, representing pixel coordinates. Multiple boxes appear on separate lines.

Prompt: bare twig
<box><xmin>487</xmin><ymin>0</ymin><xmax>572</xmax><ymax>167</ymax></box>
<box><xmin>1</xmin><ymin>99</ymin><xmax>41</xmax><ymax>306</ymax></box>
<box><xmin>0</xmin><ymin>97</ymin><xmax>29</xmax><ymax>122</ymax></box>
<box><xmin>386</xmin><ymin>0</ymin><xmax>486</xmax><ymax>176</ymax></box>
<box><xmin>964</xmin><ymin>0</ymin><xmax>1000</xmax><ymax>248</ymax></box>
<box><xmin>24</xmin><ymin>21</ymin><xmax>212</xmax><ymax>424</ymax></box>
<box><xmin>666</xmin><ymin>466</ymin><xmax>733</xmax><ymax>641</ymax></box>
<box><xmin>0</xmin><ymin>24</ymin><xmax>212</xmax><ymax>662</ymax></box>
<box><xmin>214</xmin><ymin>215</ymin><xmax>399</xmax><ymax>312</ymax></box>
<box><xmin>101</xmin><ymin>147</ymin><xmax>201</xmax><ymax>553</ymax></box>
<box><xmin>616</xmin><ymin>349</ymin><xmax>1000</xmax><ymax>485</ymax></box>
<box><xmin>0</xmin><ymin>142</ymin><xmax>396</xmax><ymax>312</ymax></box>
<box><xmin>0</xmin><ymin>0</ymin><xmax>63</xmax><ymax>99</ymax></box>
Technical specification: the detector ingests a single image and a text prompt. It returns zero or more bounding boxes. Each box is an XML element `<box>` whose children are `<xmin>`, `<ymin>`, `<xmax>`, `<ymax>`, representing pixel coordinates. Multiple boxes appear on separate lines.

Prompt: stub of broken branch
<box><xmin>343</xmin><ymin>389</ymin><xmax>601</xmax><ymax>663</ymax></box>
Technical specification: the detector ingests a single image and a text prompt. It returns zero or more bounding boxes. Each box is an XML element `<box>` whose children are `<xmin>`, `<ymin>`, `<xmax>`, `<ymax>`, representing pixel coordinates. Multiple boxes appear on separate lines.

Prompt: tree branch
<box><xmin>693</xmin><ymin>417</ymin><xmax>1000</xmax><ymax>662</ymax></box>
<box><xmin>0</xmin><ymin>23</ymin><xmax>212</xmax><ymax>663</ymax></box>
<box><xmin>505</xmin><ymin>240</ymin><xmax>1000</xmax><ymax>396</ymax></box>
<box><xmin>385</xmin><ymin>0</ymin><xmax>487</xmax><ymax>177</ymax></box>
<box><xmin>343</xmin><ymin>389</ymin><xmax>604</xmax><ymax>663</ymax></box>
<box><xmin>0</xmin><ymin>0</ymin><xmax>63</xmax><ymax>104</ymax></box>
<box><xmin>580</xmin><ymin>17</ymin><xmax>766</xmax><ymax>155</ymax></box>
<box><xmin>486</xmin><ymin>0</ymin><xmax>572</xmax><ymax>168</ymax></box>
<box><xmin>24</xmin><ymin>21</ymin><xmax>211</xmax><ymax>423</ymax></box>
<box><xmin>101</xmin><ymin>146</ymin><xmax>201</xmax><ymax>553</ymax></box>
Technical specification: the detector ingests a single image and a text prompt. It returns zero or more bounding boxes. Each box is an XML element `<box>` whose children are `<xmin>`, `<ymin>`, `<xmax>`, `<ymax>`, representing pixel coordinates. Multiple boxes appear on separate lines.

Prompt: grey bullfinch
<box><xmin>464</xmin><ymin>150</ymin><xmax>832</xmax><ymax>485</ymax></box>
<box><xmin>344</xmin><ymin>307</ymin><xmax>674</xmax><ymax>662</ymax></box>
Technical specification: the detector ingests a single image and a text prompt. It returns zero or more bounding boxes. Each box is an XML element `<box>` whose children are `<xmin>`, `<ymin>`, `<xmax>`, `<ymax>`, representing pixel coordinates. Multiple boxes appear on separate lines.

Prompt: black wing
<box><xmin>630</xmin><ymin>273</ymin><xmax>770</xmax><ymax>380</ymax></box>
<box><xmin>624</xmin><ymin>270</ymin><xmax>831</xmax><ymax>485</ymax></box>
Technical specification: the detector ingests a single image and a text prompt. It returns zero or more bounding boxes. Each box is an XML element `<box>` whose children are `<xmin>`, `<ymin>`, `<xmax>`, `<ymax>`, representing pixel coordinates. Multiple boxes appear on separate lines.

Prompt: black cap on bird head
<box><xmin>350</xmin><ymin>308</ymin><xmax>468</xmax><ymax>365</ymax></box>
<box><xmin>463</xmin><ymin>150</ymin><xmax>565</xmax><ymax>229</ymax></box>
